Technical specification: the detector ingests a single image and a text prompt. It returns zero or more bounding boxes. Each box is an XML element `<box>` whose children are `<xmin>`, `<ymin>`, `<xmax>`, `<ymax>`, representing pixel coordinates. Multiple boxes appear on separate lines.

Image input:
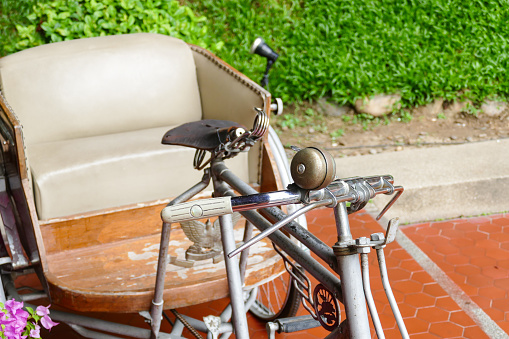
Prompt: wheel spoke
<box><xmin>250</xmin><ymin>267</ymin><xmax>302</xmax><ymax>321</ymax></box>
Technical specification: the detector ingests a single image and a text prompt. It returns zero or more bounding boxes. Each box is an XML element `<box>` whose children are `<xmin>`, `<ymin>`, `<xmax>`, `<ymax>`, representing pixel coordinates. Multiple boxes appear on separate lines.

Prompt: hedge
<box><xmin>2</xmin><ymin>0</ymin><xmax>508</xmax><ymax>109</ymax></box>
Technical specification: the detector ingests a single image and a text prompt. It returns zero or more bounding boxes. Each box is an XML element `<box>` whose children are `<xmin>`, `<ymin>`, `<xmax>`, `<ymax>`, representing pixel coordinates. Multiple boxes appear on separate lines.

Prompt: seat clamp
<box><xmin>151</xmin><ymin>299</ymin><xmax>164</xmax><ymax>307</ymax></box>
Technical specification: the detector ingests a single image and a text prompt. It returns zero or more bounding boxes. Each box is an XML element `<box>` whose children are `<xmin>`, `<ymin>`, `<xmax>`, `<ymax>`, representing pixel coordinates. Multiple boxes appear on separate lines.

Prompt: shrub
<box><xmin>187</xmin><ymin>0</ymin><xmax>509</xmax><ymax>107</ymax></box>
<box><xmin>2</xmin><ymin>0</ymin><xmax>223</xmax><ymax>55</ymax></box>
<box><xmin>4</xmin><ymin>0</ymin><xmax>509</xmax><ymax>110</ymax></box>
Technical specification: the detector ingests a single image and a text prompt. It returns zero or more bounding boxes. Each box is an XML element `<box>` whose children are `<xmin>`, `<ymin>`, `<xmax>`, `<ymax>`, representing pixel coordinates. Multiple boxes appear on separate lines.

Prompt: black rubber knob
<box><xmin>290</xmin><ymin>147</ymin><xmax>336</xmax><ymax>190</ymax></box>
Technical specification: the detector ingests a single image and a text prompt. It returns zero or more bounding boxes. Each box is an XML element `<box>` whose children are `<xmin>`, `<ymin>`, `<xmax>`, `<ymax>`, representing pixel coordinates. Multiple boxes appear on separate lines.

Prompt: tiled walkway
<box><xmin>31</xmin><ymin>210</ymin><xmax>509</xmax><ymax>338</ymax></box>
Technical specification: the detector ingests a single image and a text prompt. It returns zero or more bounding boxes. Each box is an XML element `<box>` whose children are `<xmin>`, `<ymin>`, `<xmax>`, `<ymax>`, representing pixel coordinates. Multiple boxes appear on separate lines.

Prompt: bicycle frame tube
<box><xmin>154</xmin><ymin>157</ymin><xmax>405</xmax><ymax>337</ymax></box>
<box><xmin>213</xmin><ymin>159</ymin><xmax>372</xmax><ymax>337</ymax></box>
<box><xmin>210</xmin><ymin>160</ymin><xmax>343</xmax><ymax>302</ymax></box>
<box><xmin>212</xmin><ymin>161</ymin><xmax>338</xmax><ymax>270</ymax></box>
<box><xmin>333</xmin><ymin>203</ymin><xmax>371</xmax><ymax>338</ymax></box>
<box><xmin>212</xmin><ymin>176</ymin><xmax>250</xmax><ymax>339</ymax></box>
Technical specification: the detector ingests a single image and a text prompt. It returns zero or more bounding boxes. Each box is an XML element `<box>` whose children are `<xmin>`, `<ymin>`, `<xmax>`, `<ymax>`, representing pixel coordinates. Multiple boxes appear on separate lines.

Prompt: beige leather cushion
<box><xmin>30</xmin><ymin>126</ymin><xmax>249</xmax><ymax>220</ymax></box>
<box><xmin>0</xmin><ymin>33</ymin><xmax>202</xmax><ymax>145</ymax></box>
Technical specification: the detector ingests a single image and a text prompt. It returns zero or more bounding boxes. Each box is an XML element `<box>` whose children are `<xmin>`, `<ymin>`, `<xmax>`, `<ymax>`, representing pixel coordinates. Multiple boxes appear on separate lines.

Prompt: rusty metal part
<box><xmin>313</xmin><ymin>283</ymin><xmax>340</xmax><ymax>331</ymax></box>
<box><xmin>171</xmin><ymin>309</ymin><xmax>204</xmax><ymax>339</ymax></box>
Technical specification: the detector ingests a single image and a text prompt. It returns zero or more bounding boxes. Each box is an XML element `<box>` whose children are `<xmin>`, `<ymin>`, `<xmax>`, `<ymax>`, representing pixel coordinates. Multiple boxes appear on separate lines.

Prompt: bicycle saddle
<box><xmin>162</xmin><ymin>119</ymin><xmax>246</xmax><ymax>151</ymax></box>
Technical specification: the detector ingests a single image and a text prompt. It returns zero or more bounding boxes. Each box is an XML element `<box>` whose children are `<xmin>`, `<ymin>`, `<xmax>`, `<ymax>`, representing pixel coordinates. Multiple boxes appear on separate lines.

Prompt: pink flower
<box><xmin>0</xmin><ymin>311</ymin><xmax>14</xmax><ymax>325</ymax></box>
<box><xmin>35</xmin><ymin>304</ymin><xmax>50</xmax><ymax>317</ymax></box>
<box><xmin>5</xmin><ymin>299</ymin><xmax>24</xmax><ymax>316</ymax></box>
<box><xmin>30</xmin><ymin>323</ymin><xmax>41</xmax><ymax>338</ymax></box>
<box><xmin>1</xmin><ymin>299</ymin><xmax>59</xmax><ymax>335</ymax></box>
<box><xmin>40</xmin><ymin>314</ymin><xmax>59</xmax><ymax>331</ymax></box>
<box><xmin>3</xmin><ymin>320</ymin><xmax>27</xmax><ymax>339</ymax></box>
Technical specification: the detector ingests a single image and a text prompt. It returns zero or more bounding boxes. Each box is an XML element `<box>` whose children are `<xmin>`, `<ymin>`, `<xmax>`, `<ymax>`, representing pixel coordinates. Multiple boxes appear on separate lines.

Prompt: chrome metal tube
<box><xmin>262</xmin><ymin>207</ymin><xmax>337</xmax><ymax>270</ymax></box>
<box><xmin>337</xmin><ymin>253</ymin><xmax>371</xmax><ymax>339</ymax></box>
<box><xmin>218</xmin><ymin>287</ymin><xmax>258</xmax><ymax>338</ymax></box>
<box><xmin>361</xmin><ymin>252</ymin><xmax>385</xmax><ymax>339</ymax></box>
<box><xmin>170</xmin><ymin>320</ymin><xmax>185</xmax><ymax>337</ymax></box>
<box><xmin>239</xmin><ymin>221</ymin><xmax>254</xmax><ymax>283</ymax></box>
<box><xmin>228</xmin><ymin>199</ymin><xmax>332</xmax><ymax>258</ymax></box>
<box><xmin>218</xmin><ymin>213</ymin><xmax>250</xmax><ymax>339</ymax></box>
<box><xmin>376</xmin><ymin>247</ymin><xmax>409</xmax><ymax>339</ymax></box>
<box><xmin>233</xmin><ymin>206</ymin><xmax>343</xmax><ymax>301</ymax></box>
<box><xmin>215</xmin><ymin>163</ymin><xmax>337</xmax><ymax>269</ymax></box>
<box><xmin>230</xmin><ymin>190</ymin><xmax>301</xmax><ymax>211</ymax></box>
<box><xmin>335</xmin><ymin>202</ymin><xmax>352</xmax><ymax>243</ymax></box>
<box><xmin>25</xmin><ymin>303</ymin><xmax>164</xmax><ymax>339</ymax></box>
<box><xmin>334</xmin><ymin>203</ymin><xmax>371</xmax><ymax>339</ymax></box>
<box><xmin>67</xmin><ymin>324</ymin><xmax>131</xmax><ymax>339</ymax></box>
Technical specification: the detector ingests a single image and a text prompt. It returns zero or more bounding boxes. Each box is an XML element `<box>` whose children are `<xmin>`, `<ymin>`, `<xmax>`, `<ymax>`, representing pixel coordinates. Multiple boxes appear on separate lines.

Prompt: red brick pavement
<box><xmin>19</xmin><ymin>210</ymin><xmax>509</xmax><ymax>338</ymax></box>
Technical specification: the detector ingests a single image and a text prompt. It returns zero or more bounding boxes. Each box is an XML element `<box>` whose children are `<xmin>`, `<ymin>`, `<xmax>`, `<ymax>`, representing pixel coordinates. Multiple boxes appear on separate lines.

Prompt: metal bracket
<box><xmin>266</xmin><ymin>321</ymin><xmax>278</xmax><ymax>339</ymax></box>
<box><xmin>338</xmin><ymin>217</ymin><xmax>400</xmax><ymax>251</ymax></box>
<box><xmin>203</xmin><ymin>315</ymin><xmax>221</xmax><ymax>339</ymax></box>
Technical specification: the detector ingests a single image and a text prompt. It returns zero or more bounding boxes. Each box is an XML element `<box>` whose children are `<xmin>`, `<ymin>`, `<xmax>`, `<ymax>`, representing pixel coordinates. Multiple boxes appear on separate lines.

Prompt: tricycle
<box><xmin>0</xmin><ymin>33</ymin><xmax>407</xmax><ymax>338</ymax></box>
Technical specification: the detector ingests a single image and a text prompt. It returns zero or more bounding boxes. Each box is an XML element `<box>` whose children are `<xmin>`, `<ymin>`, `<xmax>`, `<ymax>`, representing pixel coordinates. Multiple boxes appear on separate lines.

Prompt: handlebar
<box><xmin>161</xmin><ymin>174</ymin><xmax>403</xmax><ymax>224</ymax></box>
<box><xmin>161</xmin><ymin>174</ymin><xmax>403</xmax><ymax>258</ymax></box>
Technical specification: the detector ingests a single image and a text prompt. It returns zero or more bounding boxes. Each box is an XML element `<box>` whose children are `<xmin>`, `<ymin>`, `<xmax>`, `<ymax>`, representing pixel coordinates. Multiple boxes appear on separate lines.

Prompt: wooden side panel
<box><xmin>260</xmin><ymin>142</ymin><xmax>285</xmax><ymax>193</ymax></box>
<box><xmin>0</xmin><ymin>93</ymin><xmax>45</xmax><ymax>269</ymax></box>
<box><xmin>40</xmin><ymin>202</ymin><xmax>168</xmax><ymax>255</ymax></box>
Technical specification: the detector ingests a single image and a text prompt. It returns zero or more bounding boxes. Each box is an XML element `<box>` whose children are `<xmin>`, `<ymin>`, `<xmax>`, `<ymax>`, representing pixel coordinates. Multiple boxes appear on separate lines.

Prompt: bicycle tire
<box><xmin>249</xmin><ymin>267</ymin><xmax>302</xmax><ymax>321</ymax></box>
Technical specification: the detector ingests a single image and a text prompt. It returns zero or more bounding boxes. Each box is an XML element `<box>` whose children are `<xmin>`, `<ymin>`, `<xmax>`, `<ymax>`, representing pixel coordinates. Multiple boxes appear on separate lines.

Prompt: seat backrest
<box><xmin>0</xmin><ymin>33</ymin><xmax>202</xmax><ymax>146</ymax></box>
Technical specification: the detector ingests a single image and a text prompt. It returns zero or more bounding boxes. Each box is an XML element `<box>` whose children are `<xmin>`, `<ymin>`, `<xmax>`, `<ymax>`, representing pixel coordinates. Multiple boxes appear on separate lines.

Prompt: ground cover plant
<box><xmin>0</xmin><ymin>0</ymin><xmax>223</xmax><ymax>56</ymax></box>
<box><xmin>2</xmin><ymin>0</ymin><xmax>508</xmax><ymax>114</ymax></box>
<box><xmin>0</xmin><ymin>0</ymin><xmax>46</xmax><ymax>56</ymax></box>
<box><xmin>186</xmin><ymin>0</ymin><xmax>509</xmax><ymax>108</ymax></box>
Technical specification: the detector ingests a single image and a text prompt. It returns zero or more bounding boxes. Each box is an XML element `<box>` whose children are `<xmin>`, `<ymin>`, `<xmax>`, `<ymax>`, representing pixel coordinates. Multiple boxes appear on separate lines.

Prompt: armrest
<box><xmin>0</xmin><ymin>92</ymin><xmax>45</xmax><ymax>270</ymax></box>
<box><xmin>190</xmin><ymin>45</ymin><xmax>271</xmax><ymax>184</ymax></box>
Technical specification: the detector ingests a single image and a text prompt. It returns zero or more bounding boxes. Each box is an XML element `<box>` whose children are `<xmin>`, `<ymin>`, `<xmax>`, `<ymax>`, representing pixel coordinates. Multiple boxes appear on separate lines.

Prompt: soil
<box><xmin>272</xmin><ymin>101</ymin><xmax>509</xmax><ymax>158</ymax></box>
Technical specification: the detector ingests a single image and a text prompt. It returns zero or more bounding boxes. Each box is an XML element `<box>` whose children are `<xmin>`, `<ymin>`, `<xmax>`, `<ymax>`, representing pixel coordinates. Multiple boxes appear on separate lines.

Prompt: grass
<box><xmin>186</xmin><ymin>0</ymin><xmax>509</xmax><ymax>108</ymax></box>
<box><xmin>2</xmin><ymin>0</ymin><xmax>508</xmax><ymax>112</ymax></box>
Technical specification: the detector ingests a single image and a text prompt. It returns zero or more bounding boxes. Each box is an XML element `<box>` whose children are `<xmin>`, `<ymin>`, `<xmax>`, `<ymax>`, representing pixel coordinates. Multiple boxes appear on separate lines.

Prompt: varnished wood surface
<box><xmin>45</xmin><ymin>220</ymin><xmax>286</xmax><ymax>312</ymax></box>
<box><xmin>38</xmin><ymin>142</ymin><xmax>286</xmax><ymax>313</ymax></box>
<box><xmin>39</xmin><ymin>201</ymin><xmax>170</xmax><ymax>254</ymax></box>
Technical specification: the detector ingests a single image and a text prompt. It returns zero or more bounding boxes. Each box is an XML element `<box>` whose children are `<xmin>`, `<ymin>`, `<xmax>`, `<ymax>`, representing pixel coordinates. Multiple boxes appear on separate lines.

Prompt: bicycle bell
<box><xmin>290</xmin><ymin>147</ymin><xmax>336</xmax><ymax>190</ymax></box>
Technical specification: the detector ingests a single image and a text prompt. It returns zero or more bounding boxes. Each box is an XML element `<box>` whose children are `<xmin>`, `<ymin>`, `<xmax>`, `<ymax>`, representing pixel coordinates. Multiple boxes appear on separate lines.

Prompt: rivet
<box><xmin>190</xmin><ymin>205</ymin><xmax>203</xmax><ymax>218</ymax></box>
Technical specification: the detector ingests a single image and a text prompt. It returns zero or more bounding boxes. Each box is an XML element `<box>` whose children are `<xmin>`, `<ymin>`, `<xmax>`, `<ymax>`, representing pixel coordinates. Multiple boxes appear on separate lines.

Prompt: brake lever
<box><xmin>228</xmin><ymin>199</ymin><xmax>333</xmax><ymax>258</ymax></box>
<box><xmin>376</xmin><ymin>185</ymin><xmax>404</xmax><ymax>220</ymax></box>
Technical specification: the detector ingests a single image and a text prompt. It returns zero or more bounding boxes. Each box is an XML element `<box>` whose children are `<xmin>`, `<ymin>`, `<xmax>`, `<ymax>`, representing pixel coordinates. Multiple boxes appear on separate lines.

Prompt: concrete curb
<box><xmin>334</xmin><ymin>138</ymin><xmax>509</xmax><ymax>224</ymax></box>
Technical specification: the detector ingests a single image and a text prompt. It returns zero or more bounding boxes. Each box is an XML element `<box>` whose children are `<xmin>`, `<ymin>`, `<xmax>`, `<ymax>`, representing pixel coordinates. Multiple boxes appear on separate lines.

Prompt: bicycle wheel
<box><xmin>248</xmin><ymin>127</ymin><xmax>305</xmax><ymax>321</ymax></box>
<box><xmin>249</xmin><ymin>267</ymin><xmax>302</xmax><ymax>321</ymax></box>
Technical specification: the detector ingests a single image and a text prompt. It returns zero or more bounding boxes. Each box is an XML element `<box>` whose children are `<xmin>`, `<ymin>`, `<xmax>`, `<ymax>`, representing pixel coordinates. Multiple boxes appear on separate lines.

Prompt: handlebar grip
<box><xmin>161</xmin><ymin>197</ymin><xmax>233</xmax><ymax>223</ymax></box>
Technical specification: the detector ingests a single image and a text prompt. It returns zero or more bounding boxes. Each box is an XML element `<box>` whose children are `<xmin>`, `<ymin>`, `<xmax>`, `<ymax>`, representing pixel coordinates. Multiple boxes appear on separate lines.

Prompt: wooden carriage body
<box><xmin>0</xmin><ymin>33</ymin><xmax>286</xmax><ymax>313</ymax></box>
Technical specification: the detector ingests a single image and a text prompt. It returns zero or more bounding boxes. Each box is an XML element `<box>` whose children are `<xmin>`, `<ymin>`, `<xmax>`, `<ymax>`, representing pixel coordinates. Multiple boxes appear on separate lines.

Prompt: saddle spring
<box><xmin>194</xmin><ymin>108</ymin><xmax>270</xmax><ymax>169</ymax></box>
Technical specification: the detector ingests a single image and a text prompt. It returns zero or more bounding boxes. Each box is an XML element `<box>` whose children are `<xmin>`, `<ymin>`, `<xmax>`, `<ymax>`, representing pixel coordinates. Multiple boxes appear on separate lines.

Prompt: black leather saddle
<box><xmin>162</xmin><ymin>119</ymin><xmax>245</xmax><ymax>151</ymax></box>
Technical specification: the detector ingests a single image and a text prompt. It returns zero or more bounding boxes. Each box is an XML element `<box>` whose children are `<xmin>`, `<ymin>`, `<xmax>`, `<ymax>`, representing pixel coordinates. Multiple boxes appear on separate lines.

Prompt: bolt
<box><xmin>357</xmin><ymin>247</ymin><xmax>371</xmax><ymax>254</ymax></box>
<box><xmin>297</xmin><ymin>163</ymin><xmax>306</xmax><ymax>174</ymax></box>
<box><xmin>356</xmin><ymin>237</ymin><xmax>370</xmax><ymax>246</ymax></box>
<box><xmin>190</xmin><ymin>205</ymin><xmax>203</xmax><ymax>218</ymax></box>
<box><xmin>370</xmin><ymin>233</ymin><xmax>385</xmax><ymax>242</ymax></box>
<box><xmin>234</xmin><ymin>128</ymin><xmax>246</xmax><ymax>138</ymax></box>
